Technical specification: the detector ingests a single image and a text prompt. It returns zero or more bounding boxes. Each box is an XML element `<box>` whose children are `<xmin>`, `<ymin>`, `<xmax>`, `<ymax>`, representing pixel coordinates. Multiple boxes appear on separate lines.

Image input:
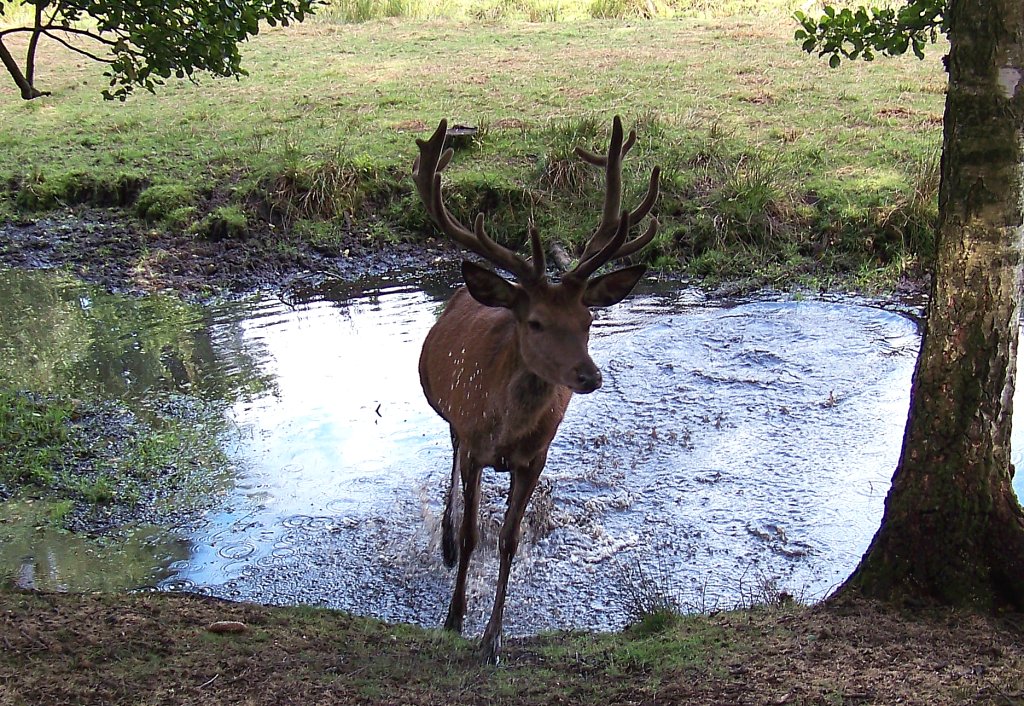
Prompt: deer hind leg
<box><xmin>444</xmin><ymin>446</ymin><xmax>481</xmax><ymax>635</ymax></box>
<box><xmin>481</xmin><ymin>462</ymin><xmax>543</xmax><ymax>664</ymax></box>
<box><xmin>441</xmin><ymin>428</ymin><xmax>460</xmax><ymax>568</ymax></box>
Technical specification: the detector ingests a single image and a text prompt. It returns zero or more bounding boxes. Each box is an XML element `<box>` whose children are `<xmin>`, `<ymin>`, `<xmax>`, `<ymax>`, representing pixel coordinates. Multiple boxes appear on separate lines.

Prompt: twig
<box><xmin>198</xmin><ymin>673</ymin><xmax>220</xmax><ymax>689</ymax></box>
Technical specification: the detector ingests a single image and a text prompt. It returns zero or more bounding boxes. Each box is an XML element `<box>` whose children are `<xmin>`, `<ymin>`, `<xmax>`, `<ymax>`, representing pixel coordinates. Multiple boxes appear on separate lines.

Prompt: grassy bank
<box><xmin>0</xmin><ymin>16</ymin><xmax>944</xmax><ymax>287</ymax></box>
<box><xmin>3</xmin><ymin>590</ymin><xmax>1022</xmax><ymax>705</ymax></box>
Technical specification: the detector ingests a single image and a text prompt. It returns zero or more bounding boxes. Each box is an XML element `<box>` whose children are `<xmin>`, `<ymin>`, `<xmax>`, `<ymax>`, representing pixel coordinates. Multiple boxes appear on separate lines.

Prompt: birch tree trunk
<box><xmin>841</xmin><ymin>0</ymin><xmax>1024</xmax><ymax>608</ymax></box>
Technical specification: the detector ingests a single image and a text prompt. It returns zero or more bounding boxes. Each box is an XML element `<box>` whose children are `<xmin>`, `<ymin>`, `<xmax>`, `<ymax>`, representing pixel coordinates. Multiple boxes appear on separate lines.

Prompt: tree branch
<box><xmin>44</xmin><ymin>25</ymin><xmax>120</xmax><ymax>47</ymax></box>
<box><xmin>26</xmin><ymin>3</ymin><xmax>44</xmax><ymax>84</ymax></box>
<box><xmin>0</xmin><ymin>37</ymin><xmax>49</xmax><ymax>99</ymax></box>
<box><xmin>42</xmin><ymin>31</ymin><xmax>116</xmax><ymax>63</ymax></box>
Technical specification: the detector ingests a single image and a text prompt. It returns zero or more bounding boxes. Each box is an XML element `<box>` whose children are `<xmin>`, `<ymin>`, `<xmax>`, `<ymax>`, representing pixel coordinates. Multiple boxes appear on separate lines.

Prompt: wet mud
<box><xmin>0</xmin><ymin>207</ymin><xmax>454</xmax><ymax>299</ymax></box>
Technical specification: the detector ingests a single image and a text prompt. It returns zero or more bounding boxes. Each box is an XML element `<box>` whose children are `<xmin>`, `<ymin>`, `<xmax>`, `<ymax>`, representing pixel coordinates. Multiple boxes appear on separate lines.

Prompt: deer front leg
<box><xmin>444</xmin><ymin>448</ymin><xmax>480</xmax><ymax>634</ymax></box>
<box><xmin>481</xmin><ymin>463</ymin><xmax>543</xmax><ymax>664</ymax></box>
<box><xmin>441</xmin><ymin>428</ymin><xmax>460</xmax><ymax>568</ymax></box>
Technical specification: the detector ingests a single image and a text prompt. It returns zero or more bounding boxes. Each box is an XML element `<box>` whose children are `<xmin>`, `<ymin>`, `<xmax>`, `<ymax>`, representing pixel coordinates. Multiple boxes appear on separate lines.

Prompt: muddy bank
<box><xmin>0</xmin><ymin>207</ymin><xmax>454</xmax><ymax>299</ymax></box>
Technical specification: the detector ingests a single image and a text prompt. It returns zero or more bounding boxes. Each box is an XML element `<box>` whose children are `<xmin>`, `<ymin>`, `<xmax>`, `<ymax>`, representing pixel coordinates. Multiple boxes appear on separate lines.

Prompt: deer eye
<box><xmin>527</xmin><ymin>320</ymin><xmax>544</xmax><ymax>332</ymax></box>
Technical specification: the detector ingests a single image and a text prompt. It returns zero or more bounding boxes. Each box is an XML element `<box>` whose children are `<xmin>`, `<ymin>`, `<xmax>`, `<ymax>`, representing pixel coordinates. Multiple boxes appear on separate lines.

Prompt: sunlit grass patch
<box><xmin>0</xmin><ymin>15</ymin><xmax>946</xmax><ymax>288</ymax></box>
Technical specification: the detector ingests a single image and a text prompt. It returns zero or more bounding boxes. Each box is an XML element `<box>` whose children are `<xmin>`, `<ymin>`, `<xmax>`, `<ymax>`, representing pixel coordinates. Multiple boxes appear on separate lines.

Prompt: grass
<box><xmin>2</xmin><ymin>590</ymin><xmax>1023</xmax><ymax>705</ymax></box>
<box><xmin>0</xmin><ymin>14</ymin><xmax>946</xmax><ymax>285</ymax></box>
<box><xmin>0</xmin><ymin>390</ymin><xmax>76</xmax><ymax>489</ymax></box>
<box><xmin>0</xmin><ymin>389</ymin><xmax>230</xmax><ymax>530</ymax></box>
<box><xmin>312</xmin><ymin>0</ymin><xmax>863</xmax><ymax>22</ymax></box>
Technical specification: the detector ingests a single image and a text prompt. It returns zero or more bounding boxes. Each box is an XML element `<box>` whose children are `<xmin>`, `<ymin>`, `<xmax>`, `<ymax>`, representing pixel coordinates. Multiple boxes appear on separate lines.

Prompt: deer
<box><xmin>412</xmin><ymin>115</ymin><xmax>660</xmax><ymax>663</ymax></box>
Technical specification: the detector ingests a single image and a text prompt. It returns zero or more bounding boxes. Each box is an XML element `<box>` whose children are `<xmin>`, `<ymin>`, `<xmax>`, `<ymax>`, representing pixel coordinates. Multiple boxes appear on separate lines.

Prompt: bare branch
<box><xmin>44</xmin><ymin>26</ymin><xmax>120</xmax><ymax>47</ymax></box>
<box><xmin>42</xmin><ymin>31</ymin><xmax>115</xmax><ymax>62</ymax></box>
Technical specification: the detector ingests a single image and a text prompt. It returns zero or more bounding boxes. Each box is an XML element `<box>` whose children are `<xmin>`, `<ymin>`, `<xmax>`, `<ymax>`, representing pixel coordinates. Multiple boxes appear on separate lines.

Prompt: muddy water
<box><xmin>4</xmin><ymin>267</ymin><xmax>1023</xmax><ymax>635</ymax></box>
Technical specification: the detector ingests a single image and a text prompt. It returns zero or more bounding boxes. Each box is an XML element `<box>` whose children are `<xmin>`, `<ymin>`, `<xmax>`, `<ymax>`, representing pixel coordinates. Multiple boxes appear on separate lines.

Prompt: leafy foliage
<box><xmin>0</xmin><ymin>0</ymin><xmax>320</xmax><ymax>99</ymax></box>
<box><xmin>794</xmin><ymin>0</ymin><xmax>945</xmax><ymax>67</ymax></box>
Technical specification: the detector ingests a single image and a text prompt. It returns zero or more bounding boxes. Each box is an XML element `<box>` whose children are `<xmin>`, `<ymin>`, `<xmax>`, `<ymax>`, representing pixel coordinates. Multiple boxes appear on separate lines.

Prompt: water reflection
<box><xmin>0</xmin><ymin>268</ymin><xmax>271</xmax><ymax>591</ymax></box>
<box><xmin>1</xmin><ymin>501</ymin><xmax>191</xmax><ymax>592</ymax></box>
<box><xmin>0</xmin><ymin>268</ymin><xmax>273</xmax><ymax>404</ymax></box>
<box><xmin>159</xmin><ymin>278</ymin><xmax>947</xmax><ymax>634</ymax></box>
<box><xmin>3</xmin><ymin>266</ymin><xmax>1024</xmax><ymax>633</ymax></box>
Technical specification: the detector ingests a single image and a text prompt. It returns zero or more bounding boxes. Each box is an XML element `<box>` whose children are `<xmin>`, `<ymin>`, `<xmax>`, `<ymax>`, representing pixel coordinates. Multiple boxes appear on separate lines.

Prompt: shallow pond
<box><xmin>2</xmin><ymin>267</ymin><xmax>1022</xmax><ymax>635</ymax></box>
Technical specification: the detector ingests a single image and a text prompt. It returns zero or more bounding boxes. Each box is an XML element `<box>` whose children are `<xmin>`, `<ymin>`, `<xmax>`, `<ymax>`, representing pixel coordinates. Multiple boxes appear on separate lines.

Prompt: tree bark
<box><xmin>26</xmin><ymin>4</ymin><xmax>44</xmax><ymax>86</ymax></box>
<box><xmin>839</xmin><ymin>0</ymin><xmax>1024</xmax><ymax>608</ymax></box>
<box><xmin>0</xmin><ymin>37</ymin><xmax>47</xmax><ymax>100</ymax></box>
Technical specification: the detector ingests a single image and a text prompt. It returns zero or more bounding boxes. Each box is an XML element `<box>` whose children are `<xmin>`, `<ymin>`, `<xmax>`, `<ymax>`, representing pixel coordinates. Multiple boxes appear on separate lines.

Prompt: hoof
<box><xmin>442</xmin><ymin>539</ymin><xmax>458</xmax><ymax>568</ymax></box>
<box><xmin>443</xmin><ymin>612</ymin><xmax>463</xmax><ymax>635</ymax></box>
<box><xmin>480</xmin><ymin>632</ymin><xmax>501</xmax><ymax>665</ymax></box>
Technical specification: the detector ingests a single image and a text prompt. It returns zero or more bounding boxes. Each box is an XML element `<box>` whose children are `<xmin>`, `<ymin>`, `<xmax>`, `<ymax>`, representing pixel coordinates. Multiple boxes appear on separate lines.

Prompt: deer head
<box><xmin>412</xmin><ymin>116</ymin><xmax>661</xmax><ymax>393</ymax></box>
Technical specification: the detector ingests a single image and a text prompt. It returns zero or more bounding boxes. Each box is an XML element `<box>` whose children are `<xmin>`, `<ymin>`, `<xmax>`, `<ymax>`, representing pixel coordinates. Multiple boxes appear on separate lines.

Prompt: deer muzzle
<box><xmin>572</xmin><ymin>362</ymin><xmax>603</xmax><ymax>394</ymax></box>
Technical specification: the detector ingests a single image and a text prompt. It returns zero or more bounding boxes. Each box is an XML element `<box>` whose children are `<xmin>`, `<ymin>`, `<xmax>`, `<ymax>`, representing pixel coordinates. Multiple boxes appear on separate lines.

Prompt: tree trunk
<box><xmin>839</xmin><ymin>0</ymin><xmax>1024</xmax><ymax>609</ymax></box>
<box><xmin>0</xmin><ymin>38</ymin><xmax>47</xmax><ymax>100</ymax></box>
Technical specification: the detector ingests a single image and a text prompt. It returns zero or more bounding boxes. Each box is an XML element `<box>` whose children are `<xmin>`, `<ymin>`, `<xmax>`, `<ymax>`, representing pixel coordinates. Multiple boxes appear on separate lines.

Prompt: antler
<box><xmin>413</xmin><ymin>120</ymin><xmax>545</xmax><ymax>283</ymax></box>
<box><xmin>566</xmin><ymin>116</ymin><xmax>661</xmax><ymax>282</ymax></box>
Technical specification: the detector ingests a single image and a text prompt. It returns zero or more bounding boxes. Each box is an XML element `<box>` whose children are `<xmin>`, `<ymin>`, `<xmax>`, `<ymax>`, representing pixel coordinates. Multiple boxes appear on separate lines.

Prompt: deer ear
<box><xmin>462</xmin><ymin>260</ymin><xmax>522</xmax><ymax>309</ymax></box>
<box><xmin>581</xmin><ymin>264</ymin><xmax>647</xmax><ymax>308</ymax></box>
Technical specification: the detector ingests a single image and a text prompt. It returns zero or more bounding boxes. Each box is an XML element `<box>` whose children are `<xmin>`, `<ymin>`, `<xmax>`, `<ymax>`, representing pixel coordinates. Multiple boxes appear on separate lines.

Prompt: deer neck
<box><xmin>497</xmin><ymin>332</ymin><xmax>565</xmax><ymax>436</ymax></box>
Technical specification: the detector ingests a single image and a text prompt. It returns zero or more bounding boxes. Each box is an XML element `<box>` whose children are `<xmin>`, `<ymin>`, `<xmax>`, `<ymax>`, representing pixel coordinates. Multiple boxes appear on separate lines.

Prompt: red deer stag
<box><xmin>413</xmin><ymin>116</ymin><xmax>660</xmax><ymax>663</ymax></box>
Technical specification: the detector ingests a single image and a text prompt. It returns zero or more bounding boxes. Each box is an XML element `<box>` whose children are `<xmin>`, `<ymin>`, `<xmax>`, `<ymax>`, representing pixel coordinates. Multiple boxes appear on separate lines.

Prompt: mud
<box><xmin>0</xmin><ymin>207</ymin><xmax>455</xmax><ymax>299</ymax></box>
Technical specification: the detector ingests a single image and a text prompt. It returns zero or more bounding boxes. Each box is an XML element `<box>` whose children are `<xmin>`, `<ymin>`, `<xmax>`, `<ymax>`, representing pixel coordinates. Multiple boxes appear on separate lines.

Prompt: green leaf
<box><xmin>829</xmin><ymin>54</ymin><xmax>841</xmax><ymax>69</ymax></box>
<box><xmin>4</xmin><ymin>0</ymin><xmax>319</xmax><ymax>99</ymax></box>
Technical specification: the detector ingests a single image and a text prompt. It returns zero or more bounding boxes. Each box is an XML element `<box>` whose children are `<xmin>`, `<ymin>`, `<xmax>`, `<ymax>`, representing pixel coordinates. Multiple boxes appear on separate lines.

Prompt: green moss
<box><xmin>135</xmin><ymin>184</ymin><xmax>199</xmax><ymax>223</ymax></box>
<box><xmin>197</xmin><ymin>205</ymin><xmax>249</xmax><ymax>241</ymax></box>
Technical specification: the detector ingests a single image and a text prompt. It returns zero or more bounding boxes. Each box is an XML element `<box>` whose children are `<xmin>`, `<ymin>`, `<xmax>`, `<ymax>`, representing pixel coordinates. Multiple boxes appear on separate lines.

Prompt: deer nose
<box><xmin>574</xmin><ymin>366</ymin><xmax>602</xmax><ymax>394</ymax></box>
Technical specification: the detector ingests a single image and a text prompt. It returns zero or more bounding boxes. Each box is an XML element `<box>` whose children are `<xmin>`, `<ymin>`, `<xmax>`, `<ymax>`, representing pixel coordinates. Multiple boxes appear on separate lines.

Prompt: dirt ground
<box><xmin>1</xmin><ymin>590</ymin><xmax>1022</xmax><ymax>706</ymax></box>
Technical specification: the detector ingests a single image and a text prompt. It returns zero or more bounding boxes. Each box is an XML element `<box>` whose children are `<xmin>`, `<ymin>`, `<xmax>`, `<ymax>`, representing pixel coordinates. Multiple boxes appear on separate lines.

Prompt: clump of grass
<box><xmin>319</xmin><ymin>0</ymin><xmax>423</xmax><ymax>23</ymax></box>
<box><xmin>713</xmin><ymin>154</ymin><xmax>787</xmax><ymax>246</ymax></box>
<box><xmin>14</xmin><ymin>170</ymin><xmax>146</xmax><ymax>211</ymax></box>
<box><xmin>735</xmin><ymin>567</ymin><xmax>797</xmax><ymax>609</ymax></box>
<box><xmin>617</xmin><ymin>558</ymin><xmax>685</xmax><ymax>635</ymax></box>
<box><xmin>135</xmin><ymin>183</ymin><xmax>199</xmax><ymax>225</ymax></box>
<box><xmin>197</xmin><ymin>205</ymin><xmax>248</xmax><ymax>240</ymax></box>
<box><xmin>0</xmin><ymin>390</ymin><xmax>75</xmax><ymax>489</ymax></box>
<box><xmin>538</xmin><ymin>115</ymin><xmax>603</xmax><ymax>196</ymax></box>
<box><xmin>874</xmin><ymin>148</ymin><xmax>939</xmax><ymax>266</ymax></box>
<box><xmin>589</xmin><ymin>0</ymin><xmax>668</xmax><ymax>19</ymax></box>
<box><xmin>259</xmin><ymin>152</ymin><xmax>378</xmax><ymax>224</ymax></box>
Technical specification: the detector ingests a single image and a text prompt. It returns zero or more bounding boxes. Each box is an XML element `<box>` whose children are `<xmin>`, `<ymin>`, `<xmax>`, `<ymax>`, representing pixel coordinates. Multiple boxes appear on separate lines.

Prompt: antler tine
<box><xmin>413</xmin><ymin>119</ymin><xmax>538</xmax><ymax>282</ymax></box>
<box><xmin>629</xmin><ymin>166</ymin><xmax>661</xmax><ymax>226</ymax></box>
<box><xmin>585</xmin><ymin>116</ymin><xmax>625</xmax><ymax>250</ymax></box>
<box><xmin>612</xmin><ymin>217</ymin><xmax>660</xmax><ymax>260</ymax></box>
<box><xmin>573</xmin><ymin>127</ymin><xmax>637</xmax><ymax>166</ymax></box>
<box><xmin>527</xmin><ymin>225</ymin><xmax>546</xmax><ymax>280</ymax></box>
<box><xmin>471</xmin><ymin>214</ymin><xmax>539</xmax><ymax>281</ymax></box>
<box><xmin>570</xmin><ymin>210</ymin><xmax>631</xmax><ymax>282</ymax></box>
<box><xmin>568</xmin><ymin>117</ymin><xmax>661</xmax><ymax>279</ymax></box>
